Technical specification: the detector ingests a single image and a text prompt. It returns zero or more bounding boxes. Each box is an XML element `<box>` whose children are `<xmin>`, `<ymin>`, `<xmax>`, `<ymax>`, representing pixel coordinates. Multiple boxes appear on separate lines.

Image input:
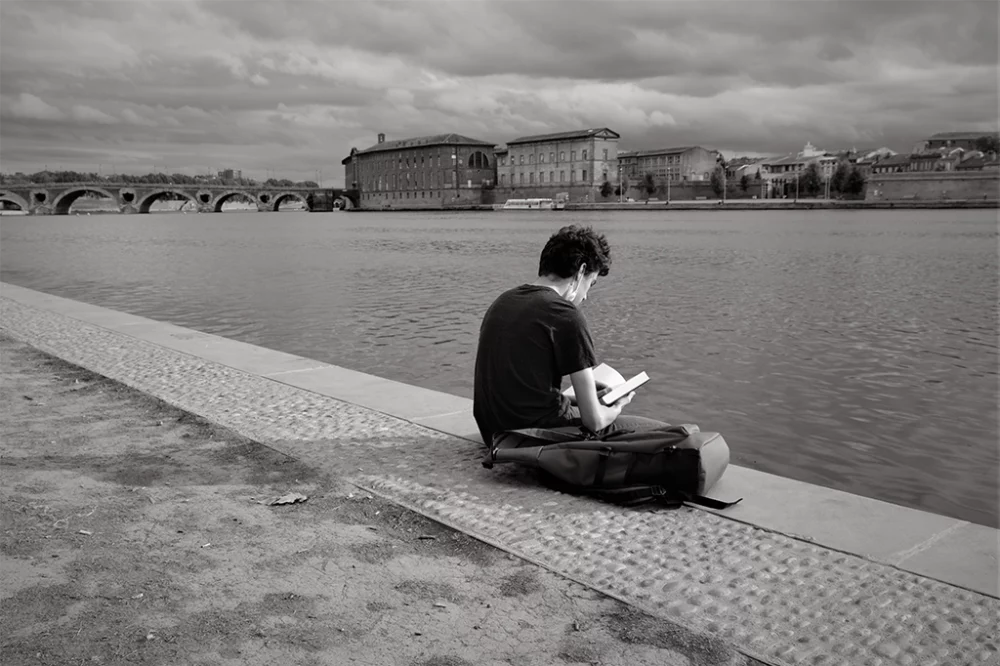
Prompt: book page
<box><xmin>562</xmin><ymin>363</ymin><xmax>627</xmax><ymax>401</ymax></box>
<box><xmin>600</xmin><ymin>371</ymin><xmax>650</xmax><ymax>406</ymax></box>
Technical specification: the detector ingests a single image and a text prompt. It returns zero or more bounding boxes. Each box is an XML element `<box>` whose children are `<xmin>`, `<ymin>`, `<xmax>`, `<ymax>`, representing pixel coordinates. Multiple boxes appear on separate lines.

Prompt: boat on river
<box><xmin>500</xmin><ymin>198</ymin><xmax>565</xmax><ymax>211</ymax></box>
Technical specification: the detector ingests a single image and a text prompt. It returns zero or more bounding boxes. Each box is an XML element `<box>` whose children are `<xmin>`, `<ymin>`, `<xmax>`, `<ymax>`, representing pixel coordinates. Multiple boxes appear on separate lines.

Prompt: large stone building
<box><xmin>914</xmin><ymin>131</ymin><xmax>992</xmax><ymax>153</ymax></box>
<box><xmin>759</xmin><ymin>142</ymin><xmax>839</xmax><ymax>198</ymax></box>
<box><xmin>618</xmin><ymin>146</ymin><xmax>720</xmax><ymax>185</ymax></box>
<box><xmin>341</xmin><ymin>133</ymin><xmax>496</xmax><ymax>209</ymax></box>
<box><xmin>495</xmin><ymin>128</ymin><xmax>620</xmax><ymax>202</ymax></box>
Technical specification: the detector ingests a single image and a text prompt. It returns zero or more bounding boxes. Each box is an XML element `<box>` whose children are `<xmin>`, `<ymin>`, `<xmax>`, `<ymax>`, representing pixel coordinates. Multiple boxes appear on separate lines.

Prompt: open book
<box><xmin>562</xmin><ymin>363</ymin><xmax>651</xmax><ymax>406</ymax></box>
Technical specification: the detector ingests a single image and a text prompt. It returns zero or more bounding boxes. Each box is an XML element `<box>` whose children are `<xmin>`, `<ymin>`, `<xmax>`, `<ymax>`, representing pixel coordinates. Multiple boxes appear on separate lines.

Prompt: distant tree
<box><xmin>974</xmin><ymin>134</ymin><xmax>999</xmax><ymax>155</ymax></box>
<box><xmin>615</xmin><ymin>175</ymin><xmax>629</xmax><ymax>197</ymax></box>
<box><xmin>739</xmin><ymin>174</ymin><xmax>749</xmax><ymax>192</ymax></box>
<box><xmin>709</xmin><ymin>168</ymin><xmax>724</xmax><ymax>197</ymax></box>
<box><xmin>830</xmin><ymin>161</ymin><xmax>849</xmax><ymax>195</ymax></box>
<box><xmin>600</xmin><ymin>180</ymin><xmax>614</xmax><ymax>199</ymax></box>
<box><xmin>798</xmin><ymin>163</ymin><xmax>822</xmax><ymax>197</ymax></box>
<box><xmin>843</xmin><ymin>167</ymin><xmax>866</xmax><ymax>196</ymax></box>
<box><xmin>642</xmin><ymin>172</ymin><xmax>656</xmax><ymax>198</ymax></box>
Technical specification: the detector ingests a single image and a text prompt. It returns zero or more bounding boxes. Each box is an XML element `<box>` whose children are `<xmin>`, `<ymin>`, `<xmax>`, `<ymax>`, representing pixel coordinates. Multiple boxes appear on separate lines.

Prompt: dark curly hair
<box><xmin>537</xmin><ymin>225</ymin><xmax>611</xmax><ymax>279</ymax></box>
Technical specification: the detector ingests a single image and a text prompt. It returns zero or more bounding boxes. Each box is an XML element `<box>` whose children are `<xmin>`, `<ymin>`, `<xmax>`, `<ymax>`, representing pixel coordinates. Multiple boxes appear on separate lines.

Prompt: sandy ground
<box><xmin>0</xmin><ymin>334</ymin><xmax>753</xmax><ymax>666</ymax></box>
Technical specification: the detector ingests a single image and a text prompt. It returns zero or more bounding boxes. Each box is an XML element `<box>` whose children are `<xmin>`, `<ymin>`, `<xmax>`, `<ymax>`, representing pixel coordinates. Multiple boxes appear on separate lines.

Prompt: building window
<box><xmin>550</xmin><ymin>171</ymin><xmax>554</xmax><ymax>182</ymax></box>
<box><xmin>571</xmin><ymin>151</ymin><xmax>576</xmax><ymax>161</ymax></box>
<box><xmin>571</xmin><ymin>170</ymin><xmax>576</xmax><ymax>182</ymax></box>
<box><xmin>539</xmin><ymin>154</ymin><xmax>545</xmax><ymax>163</ymax></box>
<box><xmin>500</xmin><ymin>174</ymin><xmax>506</xmax><ymax>185</ymax></box>
<box><xmin>560</xmin><ymin>170</ymin><xmax>565</xmax><ymax>183</ymax></box>
<box><xmin>519</xmin><ymin>155</ymin><xmax>524</xmax><ymax>165</ymax></box>
<box><xmin>500</xmin><ymin>157</ymin><xmax>505</xmax><ymax>166</ymax></box>
<box><xmin>549</xmin><ymin>152</ymin><xmax>554</xmax><ymax>162</ymax></box>
<box><xmin>582</xmin><ymin>169</ymin><xmax>587</xmax><ymax>181</ymax></box>
<box><xmin>582</xmin><ymin>150</ymin><xmax>588</xmax><ymax>160</ymax></box>
<box><xmin>603</xmin><ymin>148</ymin><xmax>608</xmax><ymax>160</ymax></box>
<box><xmin>529</xmin><ymin>172</ymin><xmax>534</xmax><ymax>184</ymax></box>
<box><xmin>520</xmin><ymin>173</ymin><xmax>525</xmax><ymax>184</ymax></box>
<box><xmin>539</xmin><ymin>172</ymin><xmax>544</xmax><ymax>183</ymax></box>
<box><xmin>560</xmin><ymin>151</ymin><xmax>565</xmax><ymax>161</ymax></box>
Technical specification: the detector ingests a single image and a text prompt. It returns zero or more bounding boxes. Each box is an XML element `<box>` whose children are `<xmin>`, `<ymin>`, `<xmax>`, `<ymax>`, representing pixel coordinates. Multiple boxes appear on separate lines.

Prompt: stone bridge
<box><xmin>0</xmin><ymin>182</ymin><xmax>360</xmax><ymax>215</ymax></box>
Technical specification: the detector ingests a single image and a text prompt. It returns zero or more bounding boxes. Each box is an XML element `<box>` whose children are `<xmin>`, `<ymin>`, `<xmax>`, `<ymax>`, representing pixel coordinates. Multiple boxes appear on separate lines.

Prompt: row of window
<box><xmin>362</xmin><ymin>191</ymin><xmax>457</xmax><ymax>201</ymax></box>
<box><xmin>499</xmin><ymin>170</ymin><xmax>593</xmax><ymax>185</ymax></box>
<box><xmin>621</xmin><ymin>155</ymin><xmax>686</xmax><ymax>167</ymax></box>
<box><xmin>358</xmin><ymin>150</ymin><xmax>490</xmax><ymax>173</ymax></box>
<box><xmin>362</xmin><ymin>170</ymin><xmax>457</xmax><ymax>191</ymax></box>
<box><xmin>499</xmin><ymin>148</ymin><xmax>610</xmax><ymax>167</ymax></box>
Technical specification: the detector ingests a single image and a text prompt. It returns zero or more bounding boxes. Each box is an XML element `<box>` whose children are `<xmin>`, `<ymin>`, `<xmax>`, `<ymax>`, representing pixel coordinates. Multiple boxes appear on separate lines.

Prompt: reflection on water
<box><xmin>2</xmin><ymin>209</ymin><xmax>997</xmax><ymax>526</ymax></box>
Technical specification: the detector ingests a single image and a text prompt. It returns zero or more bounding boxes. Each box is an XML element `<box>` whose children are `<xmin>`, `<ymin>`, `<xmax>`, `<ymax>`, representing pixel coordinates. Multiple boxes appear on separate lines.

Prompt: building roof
<box><xmin>617</xmin><ymin>146</ymin><xmax>700</xmax><ymax>159</ymax></box>
<box><xmin>910</xmin><ymin>150</ymin><xmax>952</xmax><ymax>160</ymax></box>
<box><xmin>928</xmin><ymin>131</ymin><xmax>994</xmax><ymax>141</ymax></box>
<box><xmin>725</xmin><ymin>156</ymin><xmax>768</xmax><ymax>168</ymax></box>
<box><xmin>354</xmin><ymin>133</ymin><xmax>495</xmax><ymax>156</ymax></box>
<box><xmin>956</xmin><ymin>155</ymin><xmax>988</xmax><ymax>170</ymax></box>
<box><xmin>761</xmin><ymin>154</ymin><xmax>814</xmax><ymax>167</ymax></box>
<box><xmin>507</xmin><ymin>128</ymin><xmax>619</xmax><ymax>145</ymax></box>
<box><xmin>875</xmin><ymin>154</ymin><xmax>912</xmax><ymax>166</ymax></box>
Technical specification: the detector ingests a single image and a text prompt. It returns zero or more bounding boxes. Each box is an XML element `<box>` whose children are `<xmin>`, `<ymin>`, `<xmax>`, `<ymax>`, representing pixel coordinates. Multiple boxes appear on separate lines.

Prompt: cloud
<box><xmin>71</xmin><ymin>105</ymin><xmax>119</xmax><ymax>125</ymax></box>
<box><xmin>5</xmin><ymin>93</ymin><xmax>65</xmax><ymax>121</ymax></box>
<box><xmin>121</xmin><ymin>108</ymin><xmax>156</xmax><ymax>126</ymax></box>
<box><xmin>0</xmin><ymin>0</ymin><xmax>996</xmax><ymax>184</ymax></box>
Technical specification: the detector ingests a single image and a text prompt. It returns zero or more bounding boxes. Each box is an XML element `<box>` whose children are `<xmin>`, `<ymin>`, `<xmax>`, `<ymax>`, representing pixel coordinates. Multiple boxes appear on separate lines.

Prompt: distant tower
<box><xmin>378</xmin><ymin>133</ymin><xmax>385</xmax><ymax>144</ymax></box>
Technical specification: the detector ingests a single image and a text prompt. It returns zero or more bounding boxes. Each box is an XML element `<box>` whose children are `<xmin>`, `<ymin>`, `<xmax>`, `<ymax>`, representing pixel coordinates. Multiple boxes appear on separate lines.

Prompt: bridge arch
<box><xmin>269</xmin><ymin>192</ymin><xmax>310</xmax><ymax>212</ymax></box>
<box><xmin>51</xmin><ymin>187</ymin><xmax>119</xmax><ymax>215</ymax></box>
<box><xmin>137</xmin><ymin>189</ymin><xmax>197</xmax><ymax>214</ymax></box>
<box><xmin>212</xmin><ymin>190</ymin><xmax>258</xmax><ymax>212</ymax></box>
<box><xmin>0</xmin><ymin>191</ymin><xmax>30</xmax><ymax>212</ymax></box>
<box><xmin>333</xmin><ymin>196</ymin><xmax>354</xmax><ymax>211</ymax></box>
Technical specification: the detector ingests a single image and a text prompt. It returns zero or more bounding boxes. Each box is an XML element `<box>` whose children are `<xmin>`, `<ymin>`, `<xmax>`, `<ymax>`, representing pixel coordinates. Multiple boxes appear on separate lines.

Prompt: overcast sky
<box><xmin>1</xmin><ymin>0</ymin><xmax>997</xmax><ymax>186</ymax></box>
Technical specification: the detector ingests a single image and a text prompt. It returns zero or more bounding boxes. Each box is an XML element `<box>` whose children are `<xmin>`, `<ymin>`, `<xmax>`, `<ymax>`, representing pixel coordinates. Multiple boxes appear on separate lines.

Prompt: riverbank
<box><xmin>343</xmin><ymin>198</ymin><xmax>999</xmax><ymax>212</ymax></box>
<box><xmin>565</xmin><ymin>198</ymin><xmax>1000</xmax><ymax>211</ymax></box>
<box><xmin>3</xmin><ymin>334</ymin><xmax>742</xmax><ymax>666</ymax></box>
<box><xmin>1</xmin><ymin>283</ymin><xmax>997</xmax><ymax>666</ymax></box>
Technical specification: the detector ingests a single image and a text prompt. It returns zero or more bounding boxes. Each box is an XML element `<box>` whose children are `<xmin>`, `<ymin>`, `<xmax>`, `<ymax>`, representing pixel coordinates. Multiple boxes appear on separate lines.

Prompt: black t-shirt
<box><xmin>473</xmin><ymin>284</ymin><xmax>598</xmax><ymax>445</ymax></box>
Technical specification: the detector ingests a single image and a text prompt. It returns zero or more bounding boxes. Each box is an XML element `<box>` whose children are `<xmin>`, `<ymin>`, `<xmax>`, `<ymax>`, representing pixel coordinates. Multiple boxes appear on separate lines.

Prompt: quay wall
<box><xmin>866</xmin><ymin>171</ymin><xmax>999</xmax><ymax>201</ymax></box>
<box><xmin>1</xmin><ymin>283</ymin><xmax>998</xmax><ymax>666</ymax></box>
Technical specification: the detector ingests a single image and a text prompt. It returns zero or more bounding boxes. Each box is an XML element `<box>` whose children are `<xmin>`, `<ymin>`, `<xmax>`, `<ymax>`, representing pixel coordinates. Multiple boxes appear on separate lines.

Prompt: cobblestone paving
<box><xmin>3</xmin><ymin>296</ymin><xmax>998</xmax><ymax>666</ymax></box>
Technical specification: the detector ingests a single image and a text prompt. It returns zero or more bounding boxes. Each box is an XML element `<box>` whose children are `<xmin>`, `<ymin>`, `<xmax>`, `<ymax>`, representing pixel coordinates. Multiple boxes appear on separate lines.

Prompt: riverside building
<box><xmin>617</xmin><ymin>146</ymin><xmax>721</xmax><ymax>185</ymax></box>
<box><xmin>495</xmin><ymin>128</ymin><xmax>621</xmax><ymax>203</ymax></box>
<box><xmin>342</xmin><ymin>133</ymin><xmax>496</xmax><ymax>209</ymax></box>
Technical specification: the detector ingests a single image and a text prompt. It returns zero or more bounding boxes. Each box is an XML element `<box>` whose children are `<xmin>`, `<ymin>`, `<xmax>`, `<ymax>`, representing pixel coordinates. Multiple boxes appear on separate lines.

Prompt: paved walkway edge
<box><xmin>2</xmin><ymin>282</ymin><xmax>999</xmax><ymax>666</ymax></box>
<box><xmin>2</xmin><ymin>281</ymin><xmax>995</xmax><ymax>597</ymax></box>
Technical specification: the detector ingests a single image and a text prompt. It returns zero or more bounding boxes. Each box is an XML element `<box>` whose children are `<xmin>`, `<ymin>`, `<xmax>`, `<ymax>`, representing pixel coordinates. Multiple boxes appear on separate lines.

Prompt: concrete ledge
<box><xmin>1</xmin><ymin>281</ymin><xmax>997</xmax><ymax>600</ymax></box>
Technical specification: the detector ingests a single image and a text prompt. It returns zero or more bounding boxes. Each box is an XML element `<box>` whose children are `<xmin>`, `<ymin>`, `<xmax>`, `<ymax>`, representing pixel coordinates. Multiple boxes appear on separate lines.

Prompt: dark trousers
<box><xmin>563</xmin><ymin>409</ymin><xmax>669</xmax><ymax>438</ymax></box>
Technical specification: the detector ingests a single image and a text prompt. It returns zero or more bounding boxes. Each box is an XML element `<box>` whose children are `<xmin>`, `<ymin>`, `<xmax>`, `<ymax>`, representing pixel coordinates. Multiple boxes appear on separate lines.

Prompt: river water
<box><xmin>2</xmin><ymin>209</ymin><xmax>997</xmax><ymax>526</ymax></box>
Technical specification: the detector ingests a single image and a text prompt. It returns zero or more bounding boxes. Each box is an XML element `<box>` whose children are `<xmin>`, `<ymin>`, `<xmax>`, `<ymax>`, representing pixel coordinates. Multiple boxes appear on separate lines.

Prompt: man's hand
<box><xmin>609</xmin><ymin>391</ymin><xmax>635</xmax><ymax>408</ymax></box>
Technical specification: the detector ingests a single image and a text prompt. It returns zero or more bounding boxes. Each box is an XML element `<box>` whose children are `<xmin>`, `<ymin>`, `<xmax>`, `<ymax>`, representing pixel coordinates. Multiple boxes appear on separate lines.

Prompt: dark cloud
<box><xmin>0</xmin><ymin>0</ymin><xmax>996</xmax><ymax>182</ymax></box>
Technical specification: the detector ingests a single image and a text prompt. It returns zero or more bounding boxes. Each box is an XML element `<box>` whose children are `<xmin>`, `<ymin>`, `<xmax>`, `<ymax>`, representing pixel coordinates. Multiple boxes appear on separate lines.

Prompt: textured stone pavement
<box><xmin>2</xmin><ymin>295</ymin><xmax>998</xmax><ymax>666</ymax></box>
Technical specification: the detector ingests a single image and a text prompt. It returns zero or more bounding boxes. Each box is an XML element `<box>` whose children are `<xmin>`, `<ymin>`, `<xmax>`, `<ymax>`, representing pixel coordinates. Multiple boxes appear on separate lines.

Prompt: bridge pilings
<box><xmin>0</xmin><ymin>183</ymin><xmax>359</xmax><ymax>215</ymax></box>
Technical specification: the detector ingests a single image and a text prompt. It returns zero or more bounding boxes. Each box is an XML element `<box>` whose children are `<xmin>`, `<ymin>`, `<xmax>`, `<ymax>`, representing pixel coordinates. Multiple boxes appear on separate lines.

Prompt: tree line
<box><xmin>0</xmin><ymin>170</ymin><xmax>319</xmax><ymax>188</ymax></box>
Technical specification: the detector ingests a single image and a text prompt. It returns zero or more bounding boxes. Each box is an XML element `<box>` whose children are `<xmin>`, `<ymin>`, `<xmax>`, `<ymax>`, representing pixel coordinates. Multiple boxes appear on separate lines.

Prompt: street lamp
<box><xmin>618</xmin><ymin>165</ymin><xmax>622</xmax><ymax>203</ymax></box>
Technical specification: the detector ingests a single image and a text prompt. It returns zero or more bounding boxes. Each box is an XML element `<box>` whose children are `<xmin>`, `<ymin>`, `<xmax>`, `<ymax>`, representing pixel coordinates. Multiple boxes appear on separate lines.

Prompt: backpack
<box><xmin>482</xmin><ymin>424</ymin><xmax>742</xmax><ymax>510</ymax></box>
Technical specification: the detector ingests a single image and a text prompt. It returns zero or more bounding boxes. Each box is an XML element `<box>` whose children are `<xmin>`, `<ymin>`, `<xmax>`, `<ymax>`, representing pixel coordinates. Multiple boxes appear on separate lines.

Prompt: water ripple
<box><xmin>2</xmin><ymin>209</ymin><xmax>997</xmax><ymax>526</ymax></box>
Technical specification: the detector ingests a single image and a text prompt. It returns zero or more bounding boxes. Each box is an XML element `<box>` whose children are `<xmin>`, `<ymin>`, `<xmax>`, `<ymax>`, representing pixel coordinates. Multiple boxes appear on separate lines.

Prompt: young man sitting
<box><xmin>473</xmin><ymin>224</ymin><xmax>667</xmax><ymax>447</ymax></box>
